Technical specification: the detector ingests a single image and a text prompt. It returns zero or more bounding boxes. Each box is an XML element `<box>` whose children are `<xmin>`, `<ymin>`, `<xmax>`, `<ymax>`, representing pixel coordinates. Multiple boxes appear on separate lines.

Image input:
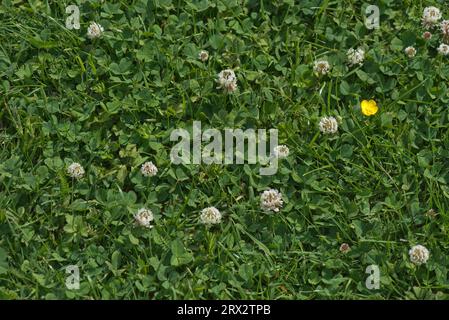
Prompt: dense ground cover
<box><xmin>0</xmin><ymin>0</ymin><xmax>449</xmax><ymax>299</ymax></box>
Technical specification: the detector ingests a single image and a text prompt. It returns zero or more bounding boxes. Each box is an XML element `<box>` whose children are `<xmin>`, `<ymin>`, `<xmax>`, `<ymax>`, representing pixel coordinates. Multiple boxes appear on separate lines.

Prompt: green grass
<box><xmin>0</xmin><ymin>0</ymin><xmax>449</xmax><ymax>299</ymax></box>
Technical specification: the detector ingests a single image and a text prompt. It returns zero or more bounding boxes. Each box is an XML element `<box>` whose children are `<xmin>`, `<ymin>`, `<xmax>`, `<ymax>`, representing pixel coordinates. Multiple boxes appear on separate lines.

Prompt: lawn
<box><xmin>0</xmin><ymin>0</ymin><xmax>449</xmax><ymax>299</ymax></box>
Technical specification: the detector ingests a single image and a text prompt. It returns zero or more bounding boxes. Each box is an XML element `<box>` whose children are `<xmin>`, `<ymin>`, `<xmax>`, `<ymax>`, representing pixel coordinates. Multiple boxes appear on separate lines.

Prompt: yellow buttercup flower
<box><xmin>361</xmin><ymin>99</ymin><xmax>379</xmax><ymax>116</ymax></box>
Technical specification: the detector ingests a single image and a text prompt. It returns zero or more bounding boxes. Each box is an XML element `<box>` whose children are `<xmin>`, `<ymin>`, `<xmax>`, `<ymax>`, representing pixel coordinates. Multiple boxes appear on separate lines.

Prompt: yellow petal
<box><xmin>361</xmin><ymin>100</ymin><xmax>370</xmax><ymax>109</ymax></box>
<box><xmin>361</xmin><ymin>99</ymin><xmax>378</xmax><ymax>116</ymax></box>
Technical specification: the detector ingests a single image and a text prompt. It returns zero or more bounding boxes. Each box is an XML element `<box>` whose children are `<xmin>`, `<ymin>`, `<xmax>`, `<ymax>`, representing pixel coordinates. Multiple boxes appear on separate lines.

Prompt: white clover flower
<box><xmin>437</xmin><ymin>43</ymin><xmax>449</xmax><ymax>56</ymax></box>
<box><xmin>140</xmin><ymin>161</ymin><xmax>158</xmax><ymax>177</ymax></box>
<box><xmin>339</xmin><ymin>243</ymin><xmax>351</xmax><ymax>253</ymax></box>
<box><xmin>313</xmin><ymin>60</ymin><xmax>331</xmax><ymax>76</ymax></box>
<box><xmin>404</xmin><ymin>46</ymin><xmax>417</xmax><ymax>58</ymax></box>
<box><xmin>216</xmin><ymin>69</ymin><xmax>238</xmax><ymax>93</ymax></box>
<box><xmin>87</xmin><ymin>22</ymin><xmax>104</xmax><ymax>39</ymax></box>
<box><xmin>422</xmin><ymin>6</ymin><xmax>442</xmax><ymax>29</ymax></box>
<box><xmin>134</xmin><ymin>208</ymin><xmax>154</xmax><ymax>228</ymax></box>
<box><xmin>274</xmin><ymin>145</ymin><xmax>290</xmax><ymax>159</ymax></box>
<box><xmin>440</xmin><ymin>20</ymin><xmax>449</xmax><ymax>42</ymax></box>
<box><xmin>67</xmin><ymin>162</ymin><xmax>85</xmax><ymax>179</ymax></box>
<box><xmin>423</xmin><ymin>31</ymin><xmax>432</xmax><ymax>40</ymax></box>
<box><xmin>260</xmin><ymin>189</ymin><xmax>283</xmax><ymax>213</ymax></box>
<box><xmin>425</xmin><ymin>208</ymin><xmax>437</xmax><ymax>218</ymax></box>
<box><xmin>347</xmin><ymin>48</ymin><xmax>365</xmax><ymax>67</ymax></box>
<box><xmin>200</xmin><ymin>207</ymin><xmax>222</xmax><ymax>225</ymax></box>
<box><xmin>198</xmin><ymin>50</ymin><xmax>209</xmax><ymax>62</ymax></box>
<box><xmin>409</xmin><ymin>245</ymin><xmax>429</xmax><ymax>265</ymax></box>
<box><xmin>319</xmin><ymin>116</ymin><xmax>338</xmax><ymax>134</ymax></box>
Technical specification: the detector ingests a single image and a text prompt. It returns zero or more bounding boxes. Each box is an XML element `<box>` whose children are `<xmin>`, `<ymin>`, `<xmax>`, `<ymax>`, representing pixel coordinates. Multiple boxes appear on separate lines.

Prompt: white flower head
<box><xmin>67</xmin><ymin>162</ymin><xmax>85</xmax><ymax>179</ymax></box>
<box><xmin>313</xmin><ymin>60</ymin><xmax>331</xmax><ymax>75</ymax></box>
<box><xmin>198</xmin><ymin>50</ymin><xmax>209</xmax><ymax>62</ymax></box>
<box><xmin>347</xmin><ymin>48</ymin><xmax>365</xmax><ymax>67</ymax></box>
<box><xmin>319</xmin><ymin>116</ymin><xmax>339</xmax><ymax>134</ymax></box>
<box><xmin>274</xmin><ymin>145</ymin><xmax>290</xmax><ymax>159</ymax></box>
<box><xmin>339</xmin><ymin>243</ymin><xmax>351</xmax><ymax>253</ymax></box>
<box><xmin>200</xmin><ymin>207</ymin><xmax>222</xmax><ymax>225</ymax></box>
<box><xmin>134</xmin><ymin>208</ymin><xmax>154</xmax><ymax>228</ymax></box>
<box><xmin>425</xmin><ymin>208</ymin><xmax>437</xmax><ymax>218</ymax></box>
<box><xmin>404</xmin><ymin>46</ymin><xmax>417</xmax><ymax>58</ymax></box>
<box><xmin>409</xmin><ymin>245</ymin><xmax>429</xmax><ymax>265</ymax></box>
<box><xmin>437</xmin><ymin>43</ymin><xmax>449</xmax><ymax>56</ymax></box>
<box><xmin>423</xmin><ymin>31</ymin><xmax>432</xmax><ymax>40</ymax></box>
<box><xmin>260</xmin><ymin>189</ymin><xmax>283</xmax><ymax>212</ymax></box>
<box><xmin>141</xmin><ymin>161</ymin><xmax>158</xmax><ymax>177</ymax></box>
<box><xmin>422</xmin><ymin>6</ymin><xmax>442</xmax><ymax>29</ymax></box>
<box><xmin>87</xmin><ymin>22</ymin><xmax>104</xmax><ymax>39</ymax></box>
<box><xmin>216</xmin><ymin>69</ymin><xmax>238</xmax><ymax>93</ymax></box>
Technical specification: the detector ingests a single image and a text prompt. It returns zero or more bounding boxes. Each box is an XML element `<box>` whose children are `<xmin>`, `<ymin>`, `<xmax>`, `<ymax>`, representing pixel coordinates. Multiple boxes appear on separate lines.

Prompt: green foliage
<box><xmin>0</xmin><ymin>0</ymin><xmax>449</xmax><ymax>299</ymax></box>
